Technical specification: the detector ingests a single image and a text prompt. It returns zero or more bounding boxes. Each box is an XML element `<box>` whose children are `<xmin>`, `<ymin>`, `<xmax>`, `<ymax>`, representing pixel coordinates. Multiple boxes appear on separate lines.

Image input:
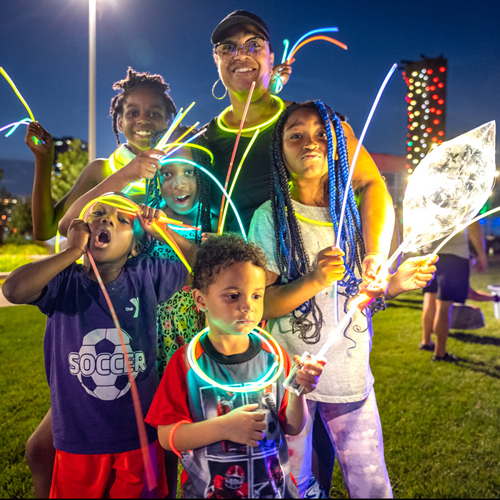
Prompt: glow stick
<box><xmin>155</xmin><ymin>103</ymin><xmax>195</xmax><ymax>151</ymax></box>
<box><xmin>159</xmin><ymin>159</ymin><xmax>247</xmax><ymax>239</ymax></box>
<box><xmin>281</xmin><ymin>39</ymin><xmax>290</xmax><ymax>64</ymax></box>
<box><xmin>0</xmin><ymin>118</ymin><xmax>31</xmax><ymax>136</ymax></box>
<box><xmin>187</xmin><ymin>326</ymin><xmax>284</xmax><ymax>393</ymax></box>
<box><xmin>159</xmin><ymin>127</ymin><xmax>208</xmax><ymax>161</ymax></box>
<box><xmin>286</xmin><ymin>35</ymin><xmax>346</xmax><ymax>63</ymax></box>
<box><xmin>219</xmin><ymin>129</ymin><xmax>260</xmax><ymax>233</ymax></box>
<box><xmin>333</xmin><ymin>63</ymin><xmax>397</xmax><ymax>323</ymax></box>
<box><xmin>86</xmin><ymin>250</ymin><xmax>156</xmax><ymax>491</ymax></box>
<box><xmin>161</xmin><ymin>122</ymin><xmax>199</xmax><ymax>153</ymax></box>
<box><xmin>286</xmin><ymin>28</ymin><xmax>339</xmax><ymax>62</ymax></box>
<box><xmin>217</xmin><ymin>81</ymin><xmax>256</xmax><ymax>234</ymax></box>
<box><xmin>0</xmin><ymin>67</ymin><xmax>35</xmax><ymax>121</ymax></box>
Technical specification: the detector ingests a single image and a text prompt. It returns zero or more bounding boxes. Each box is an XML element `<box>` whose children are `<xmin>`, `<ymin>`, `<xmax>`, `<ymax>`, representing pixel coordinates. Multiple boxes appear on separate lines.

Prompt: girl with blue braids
<box><xmin>249</xmin><ymin>101</ymin><xmax>436</xmax><ymax>498</ymax></box>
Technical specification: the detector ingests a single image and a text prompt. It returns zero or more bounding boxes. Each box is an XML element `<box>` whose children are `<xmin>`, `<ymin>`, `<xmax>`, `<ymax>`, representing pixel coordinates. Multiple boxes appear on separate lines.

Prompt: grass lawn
<box><xmin>1</xmin><ymin>263</ymin><xmax>500</xmax><ymax>498</ymax></box>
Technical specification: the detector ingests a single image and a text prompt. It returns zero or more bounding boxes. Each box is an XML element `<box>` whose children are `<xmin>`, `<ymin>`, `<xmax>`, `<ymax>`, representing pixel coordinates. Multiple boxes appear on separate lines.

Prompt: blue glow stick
<box><xmin>332</xmin><ymin>63</ymin><xmax>398</xmax><ymax>323</ymax></box>
<box><xmin>159</xmin><ymin>158</ymin><xmax>247</xmax><ymax>240</ymax></box>
<box><xmin>281</xmin><ymin>39</ymin><xmax>290</xmax><ymax>64</ymax></box>
<box><xmin>287</xmin><ymin>28</ymin><xmax>339</xmax><ymax>63</ymax></box>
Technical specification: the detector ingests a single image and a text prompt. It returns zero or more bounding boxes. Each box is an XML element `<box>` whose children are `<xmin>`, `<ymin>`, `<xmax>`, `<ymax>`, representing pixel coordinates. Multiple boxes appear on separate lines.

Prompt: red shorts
<box><xmin>50</xmin><ymin>440</ymin><xmax>168</xmax><ymax>498</ymax></box>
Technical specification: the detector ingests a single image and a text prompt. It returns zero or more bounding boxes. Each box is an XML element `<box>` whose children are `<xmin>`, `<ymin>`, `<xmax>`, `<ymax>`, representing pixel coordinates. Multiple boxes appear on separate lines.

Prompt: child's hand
<box><xmin>360</xmin><ymin>252</ymin><xmax>388</xmax><ymax>297</ymax></box>
<box><xmin>312</xmin><ymin>246</ymin><xmax>345</xmax><ymax>287</ymax></box>
<box><xmin>25</xmin><ymin>122</ymin><xmax>53</xmax><ymax>157</ymax></box>
<box><xmin>201</xmin><ymin>232</ymin><xmax>215</xmax><ymax>243</ymax></box>
<box><xmin>387</xmin><ymin>254</ymin><xmax>438</xmax><ymax>298</ymax></box>
<box><xmin>136</xmin><ymin>204</ymin><xmax>168</xmax><ymax>242</ymax></box>
<box><xmin>221</xmin><ymin>403</ymin><xmax>267</xmax><ymax>447</ymax></box>
<box><xmin>120</xmin><ymin>149</ymin><xmax>164</xmax><ymax>184</ymax></box>
<box><xmin>66</xmin><ymin>219</ymin><xmax>90</xmax><ymax>255</ymax></box>
<box><xmin>292</xmin><ymin>355</ymin><xmax>324</xmax><ymax>395</ymax></box>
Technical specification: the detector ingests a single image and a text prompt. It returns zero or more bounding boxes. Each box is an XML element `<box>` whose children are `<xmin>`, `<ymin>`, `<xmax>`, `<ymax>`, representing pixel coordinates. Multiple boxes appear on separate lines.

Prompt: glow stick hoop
<box><xmin>0</xmin><ymin>67</ymin><xmax>35</xmax><ymax>122</ymax></box>
<box><xmin>281</xmin><ymin>39</ymin><xmax>290</xmax><ymax>64</ymax></box>
<box><xmin>219</xmin><ymin>129</ymin><xmax>260</xmax><ymax>233</ymax></box>
<box><xmin>217</xmin><ymin>81</ymin><xmax>256</xmax><ymax>234</ymax></box>
<box><xmin>332</xmin><ymin>63</ymin><xmax>397</xmax><ymax>323</ymax></box>
<box><xmin>86</xmin><ymin>250</ymin><xmax>157</xmax><ymax>491</ymax></box>
<box><xmin>285</xmin><ymin>28</ymin><xmax>339</xmax><ymax>62</ymax></box>
<box><xmin>186</xmin><ymin>326</ymin><xmax>285</xmax><ymax>393</ymax></box>
<box><xmin>159</xmin><ymin>127</ymin><xmax>208</xmax><ymax>161</ymax></box>
<box><xmin>158</xmin><ymin>158</ymin><xmax>247</xmax><ymax>240</ymax></box>
<box><xmin>287</xmin><ymin>35</ymin><xmax>347</xmax><ymax>63</ymax></box>
<box><xmin>161</xmin><ymin>122</ymin><xmax>199</xmax><ymax>153</ymax></box>
<box><xmin>0</xmin><ymin>118</ymin><xmax>31</xmax><ymax>136</ymax></box>
<box><xmin>79</xmin><ymin>193</ymin><xmax>192</xmax><ymax>273</ymax></box>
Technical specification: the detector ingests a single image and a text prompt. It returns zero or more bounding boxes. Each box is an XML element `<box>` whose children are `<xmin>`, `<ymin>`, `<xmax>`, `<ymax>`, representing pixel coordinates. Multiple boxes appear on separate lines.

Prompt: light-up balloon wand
<box><xmin>286</xmin><ymin>121</ymin><xmax>496</xmax><ymax>396</ymax></box>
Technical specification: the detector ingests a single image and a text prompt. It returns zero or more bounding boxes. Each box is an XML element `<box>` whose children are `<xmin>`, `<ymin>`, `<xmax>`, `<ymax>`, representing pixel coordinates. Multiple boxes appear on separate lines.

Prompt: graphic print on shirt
<box><xmin>68</xmin><ymin>328</ymin><xmax>146</xmax><ymax>401</ymax></box>
<box><xmin>200</xmin><ymin>384</ymin><xmax>286</xmax><ymax>498</ymax></box>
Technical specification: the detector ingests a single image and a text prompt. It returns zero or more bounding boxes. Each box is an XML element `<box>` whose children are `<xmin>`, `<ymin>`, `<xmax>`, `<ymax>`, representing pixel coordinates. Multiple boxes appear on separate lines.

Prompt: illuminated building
<box><xmin>401</xmin><ymin>56</ymin><xmax>447</xmax><ymax>173</ymax></box>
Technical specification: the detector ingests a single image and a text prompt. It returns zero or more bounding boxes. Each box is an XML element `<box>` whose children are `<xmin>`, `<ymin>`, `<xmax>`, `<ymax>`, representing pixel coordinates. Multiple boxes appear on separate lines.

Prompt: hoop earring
<box><xmin>212</xmin><ymin>78</ymin><xmax>227</xmax><ymax>100</ymax></box>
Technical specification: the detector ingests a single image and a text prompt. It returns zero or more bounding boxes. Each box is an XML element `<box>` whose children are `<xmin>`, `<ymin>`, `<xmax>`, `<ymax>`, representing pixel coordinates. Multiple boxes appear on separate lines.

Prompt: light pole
<box><xmin>88</xmin><ymin>0</ymin><xmax>96</xmax><ymax>162</ymax></box>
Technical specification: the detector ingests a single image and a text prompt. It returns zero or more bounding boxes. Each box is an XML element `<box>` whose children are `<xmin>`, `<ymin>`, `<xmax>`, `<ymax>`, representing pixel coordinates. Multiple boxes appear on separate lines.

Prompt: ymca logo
<box><xmin>68</xmin><ymin>328</ymin><xmax>146</xmax><ymax>401</ymax></box>
<box><xmin>125</xmin><ymin>297</ymin><xmax>139</xmax><ymax>318</ymax></box>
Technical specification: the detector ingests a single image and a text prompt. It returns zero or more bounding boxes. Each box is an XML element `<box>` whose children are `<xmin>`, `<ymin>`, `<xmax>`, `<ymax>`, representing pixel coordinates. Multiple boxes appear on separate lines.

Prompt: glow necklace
<box><xmin>295</xmin><ymin>212</ymin><xmax>334</xmax><ymax>227</ymax></box>
<box><xmin>217</xmin><ymin>95</ymin><xmax>285</xmax><ymax>134</ymax></box>
<box><xmin>186</xmin><ymin>326</ymin><xmax>285</xmax><ymax>393</ymax></box>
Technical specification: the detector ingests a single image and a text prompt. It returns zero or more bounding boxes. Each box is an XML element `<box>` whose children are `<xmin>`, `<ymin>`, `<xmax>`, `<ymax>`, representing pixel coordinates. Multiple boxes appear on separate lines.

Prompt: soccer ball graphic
<box><xmin>69</xmin><ymin>328</ymin><xmax>145</xmax><ymax>401</ymax></box>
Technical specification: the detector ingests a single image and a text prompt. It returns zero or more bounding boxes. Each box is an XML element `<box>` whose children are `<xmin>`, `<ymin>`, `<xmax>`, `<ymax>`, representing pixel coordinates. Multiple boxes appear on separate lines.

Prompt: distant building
<box><xmin>401</xmin><ymin>56</ymin><xmax>448</xmax><ymax>173</ymax></box>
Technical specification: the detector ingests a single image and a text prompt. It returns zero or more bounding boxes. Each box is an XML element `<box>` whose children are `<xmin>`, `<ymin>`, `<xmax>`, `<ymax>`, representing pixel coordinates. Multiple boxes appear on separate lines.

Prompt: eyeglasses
<box><xmin>214</xmin><ymin>37</ymin><xmax>270</xmax><ymax>61</ymax></box>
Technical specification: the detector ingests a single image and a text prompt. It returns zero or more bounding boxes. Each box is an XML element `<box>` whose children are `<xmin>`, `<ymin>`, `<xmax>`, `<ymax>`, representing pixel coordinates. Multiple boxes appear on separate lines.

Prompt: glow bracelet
<box><xmin>160</xmin><ymin>127</ymin><xmax>208</xmax><ymax>161</ymax></box>
<box><xmin>0</xmin><ymin>118</ymin><xmax>31</xmax><ymax>137</ymax></box>
<box><xmin>159</xmin><ymin>142</ymin><xmax>214</xmax><ymax>164</ymax></box>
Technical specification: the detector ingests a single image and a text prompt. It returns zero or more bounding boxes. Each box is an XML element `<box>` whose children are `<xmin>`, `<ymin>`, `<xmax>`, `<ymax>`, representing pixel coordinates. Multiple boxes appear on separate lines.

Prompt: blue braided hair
<box><xmin>269</xmin><ymin>101</ymin><xmax>365</xmax><ymax>344</ymax></box>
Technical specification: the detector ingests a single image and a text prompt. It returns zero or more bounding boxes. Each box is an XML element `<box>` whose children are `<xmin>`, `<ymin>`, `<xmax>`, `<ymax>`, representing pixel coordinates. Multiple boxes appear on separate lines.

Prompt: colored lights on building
<box><xmin>402</xmin><ymin>56</ymin><xmax>447</xmax><ymax>171</ymax></box>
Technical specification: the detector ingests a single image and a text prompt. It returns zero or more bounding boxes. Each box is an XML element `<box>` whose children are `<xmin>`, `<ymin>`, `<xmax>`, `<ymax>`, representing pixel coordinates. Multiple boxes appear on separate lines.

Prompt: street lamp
<box><xmin>88</xmin><ymin>0</ymin><xmax>96</xmax><ymax>162</ymax></box>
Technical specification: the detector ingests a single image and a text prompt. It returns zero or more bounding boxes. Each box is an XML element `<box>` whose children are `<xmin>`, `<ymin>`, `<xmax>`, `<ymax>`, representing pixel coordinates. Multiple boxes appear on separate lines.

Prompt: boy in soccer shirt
<box><xmin>145</xmin><ymin>234</ymin><xmax>326</xmax><ymax>498</ymax></box>
<box><xmin>3</xmin><ymin>200</ymin><xmax>196</xmax><ymax>498</ymax></box>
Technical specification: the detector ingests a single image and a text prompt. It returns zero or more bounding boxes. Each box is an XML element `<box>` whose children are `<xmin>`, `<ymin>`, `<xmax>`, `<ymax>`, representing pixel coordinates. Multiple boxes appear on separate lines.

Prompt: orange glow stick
<box><xmin>286</xmin><ymin>36</ymin><xmax>347</xmax><ymax>63</ymax></box>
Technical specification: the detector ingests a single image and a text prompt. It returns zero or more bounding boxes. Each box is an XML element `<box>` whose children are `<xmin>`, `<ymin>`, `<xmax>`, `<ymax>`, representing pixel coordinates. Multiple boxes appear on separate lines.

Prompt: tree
<box><xmin>51</xmin><ymin>139</ymin><xmax>88</xmax><ymax>202</ymax></box>
<box><xmin>7</xmin><ymin>196</ymin><xmax>33</xmax><ymax>236</ymax></box>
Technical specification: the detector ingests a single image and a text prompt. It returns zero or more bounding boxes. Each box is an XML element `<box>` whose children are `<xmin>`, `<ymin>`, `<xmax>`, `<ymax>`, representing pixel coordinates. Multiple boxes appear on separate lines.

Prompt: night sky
<box><xmin>1</xmin><ymin>0</ymin><xmax>499</xmax><ymax>166</ymax></box>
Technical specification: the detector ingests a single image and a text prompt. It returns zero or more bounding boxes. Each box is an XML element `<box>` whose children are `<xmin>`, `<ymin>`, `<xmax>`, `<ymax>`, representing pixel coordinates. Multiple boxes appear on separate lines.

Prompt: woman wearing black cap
<box><xmin>205</xmin><ymin>10</ymin><xmax>395</xmax><ymax>497</ymax></box>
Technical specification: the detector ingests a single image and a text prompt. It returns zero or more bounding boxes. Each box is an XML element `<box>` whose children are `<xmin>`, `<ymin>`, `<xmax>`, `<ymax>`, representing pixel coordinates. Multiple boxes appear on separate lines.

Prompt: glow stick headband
<box><xmin>158</xmin><ymin>158</ymin><xmax>247</xmax><ymax>240</ymax></box>
<box><xmin>187</xmin><ymin>326</ymin><xmax>285</xmax><ymax>393</ymax></box>
<box><xmin>79</xmin><ymin>193</ymin><xmax>192</xmax><ymax>273</ymax></box>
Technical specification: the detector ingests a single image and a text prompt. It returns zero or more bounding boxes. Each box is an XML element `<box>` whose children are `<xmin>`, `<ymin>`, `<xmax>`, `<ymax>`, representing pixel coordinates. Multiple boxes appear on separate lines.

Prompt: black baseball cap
<box><xmin>211</xmin><ymin>10</ymin><xmax>271</xmax><ymax>45</ymax></box>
